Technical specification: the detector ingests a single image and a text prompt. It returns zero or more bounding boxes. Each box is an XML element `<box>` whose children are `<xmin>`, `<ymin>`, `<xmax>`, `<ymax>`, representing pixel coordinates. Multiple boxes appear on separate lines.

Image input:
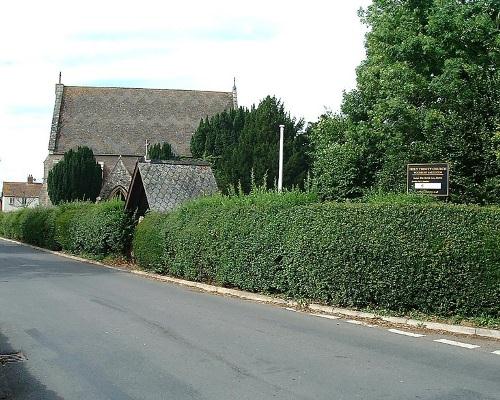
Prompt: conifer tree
<box><xmin>148</xmin><ymin>142</ymin><xmax>177</xmax><ymax>160</ymax></box>
<box><xmin>191</xmin><ymin>97</ymin><xmax>310</xmax><ymax>193</ymax></box>
<box><xmin>47</xmin><ymin>146</ymin><xmax>102</xmax><ymax>205</ymax></box>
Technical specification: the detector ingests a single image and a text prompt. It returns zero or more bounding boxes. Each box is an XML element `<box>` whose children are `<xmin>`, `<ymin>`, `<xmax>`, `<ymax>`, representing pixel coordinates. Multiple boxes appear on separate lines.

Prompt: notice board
<box><xmin>407</xmin><ymin>163</ymin><xmax>449</xmax><ymax>196</ymax></box>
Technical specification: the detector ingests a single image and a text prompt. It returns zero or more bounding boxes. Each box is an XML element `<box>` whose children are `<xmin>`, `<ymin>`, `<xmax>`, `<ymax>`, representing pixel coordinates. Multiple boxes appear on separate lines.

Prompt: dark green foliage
<box><xmin>54</xmin><ymin>202</ymin><xmax>94</xmax><ymax>251</ymax></box>
<box><xmin>17</xmin><ymin>208</ymin><xmax>59</xmax><ymax>249</ymax></box>
<box><xmin>362</xmin><ymin>191</ymin><xmax>438</xmax><ymax>204</ymax></box>
<box><xmin>1</xmin><ymin>209</ymin><xmax>26</xmax><ymax>241</ymax></box>
<box><xmin>148</xmin><ymin>142</ymin><xmax>178</xmax><ymax>161</ymax></box>
<box><xmin>311</xmin><ymin>0</ymin><xmax>500</xmax><ymax>204</ymax></box>
<box><xmin>134</xmin><ymin>195</ymin><xmax>500</xmax><ymax>318</ymax></box>
<box><xmin>64</xmin><ymin>200</ymin><xmax>133</xmax><ymax>256</ymax></box>
<box><xmin>0</xmin><ymin>207</ymin><xmax>59</xmax><ymax>249</ymax></box>
<box><xmin>132</xmin><ymin>212</ymin><xmax>169</xmax><ymax>271</ymax></box>
<box><xmin>0</xmin><ymin>201</ymin><xmax>133</xmax><ymax>258</ymax></box>
<box><xmin>47</xmin><ymin>146</ymin><xmax>103</xmax><ymax>205</ymax></box>
<box><xmin>191</xmin><ymin>96</ymin><xmax>311</xmax><ymax>193</ymax></box>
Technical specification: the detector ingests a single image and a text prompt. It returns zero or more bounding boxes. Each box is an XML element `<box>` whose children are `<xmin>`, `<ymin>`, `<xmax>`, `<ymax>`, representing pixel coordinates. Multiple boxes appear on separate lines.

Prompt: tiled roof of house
<box><xmin>137</xmin><ymin>160</ymin><xmax>218</xmax><ymax>212</ymax></box>
<box><xmin>2</xmin><ymin>182</ymin><xmax>42</xmax><ymax>198</ymax></box>
<box><xmin>51</xmin><ymin>85</ymin><xmax>234</xmax><ymax>157</ymax></box>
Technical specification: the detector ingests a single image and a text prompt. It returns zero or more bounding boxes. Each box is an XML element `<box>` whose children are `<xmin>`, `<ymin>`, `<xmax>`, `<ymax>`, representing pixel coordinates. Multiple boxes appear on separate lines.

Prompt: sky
<box><xmin>0</xmin><ymin>0</ymin><xmax>371</xmax><ymax>187</ymax></box>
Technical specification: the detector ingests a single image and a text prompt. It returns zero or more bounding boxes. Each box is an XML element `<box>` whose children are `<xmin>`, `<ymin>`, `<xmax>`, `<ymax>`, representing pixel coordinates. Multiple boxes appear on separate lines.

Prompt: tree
<box><xmin>311</xmin><ymin>0</ymin><xmax>500</xmax><ymax>203</ymax></box>
<box><xmin>191</xmin><ymin>96</ymin><xmax>310</xmax><ymax>193</ymax></box>
<box><xmin>148</xmin><ymin>142</ymin><xmax>178</xmax><ymax>161</ymax></box>
<box><xmin>47</xmin><ymin>146</ymin><xmax>102</xmax><ymax>205</ymax></box>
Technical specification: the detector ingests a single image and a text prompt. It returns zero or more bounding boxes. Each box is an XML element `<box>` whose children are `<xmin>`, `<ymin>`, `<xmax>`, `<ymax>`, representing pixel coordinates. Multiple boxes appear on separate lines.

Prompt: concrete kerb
<box><xmin>2</xmin><ymin>236</ymin><xmax>499</xmax><ymax>340</ymax></box>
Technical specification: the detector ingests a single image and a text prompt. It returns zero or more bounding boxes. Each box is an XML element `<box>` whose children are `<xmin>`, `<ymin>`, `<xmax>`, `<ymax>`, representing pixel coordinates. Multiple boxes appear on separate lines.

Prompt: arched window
<box><xmin>109</xmin><ymin>186</ymin><xmax>126</xmax><ymax>201</ymax></box>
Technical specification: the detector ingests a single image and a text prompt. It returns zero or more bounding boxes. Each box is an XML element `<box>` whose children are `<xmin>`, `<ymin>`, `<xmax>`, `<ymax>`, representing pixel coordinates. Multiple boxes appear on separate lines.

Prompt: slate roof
<box><xmin>2</xmin><ymin>182</ymin><xmax>42</xmax><ymax>198</ymax></box>
<box><xmin>133</xmin><ymin>160</ymin><xmax>218</xmax><ymax>212</ymax></box>
<box><xmin>51</xmin><ymin>85</ymin><xmax>234</xmax><ymax>157</ymax></box>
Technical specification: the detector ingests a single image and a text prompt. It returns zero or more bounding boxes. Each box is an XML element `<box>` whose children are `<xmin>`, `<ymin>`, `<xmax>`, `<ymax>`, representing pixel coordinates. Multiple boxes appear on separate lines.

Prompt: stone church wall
<box><xmin>40</xmin><ymin>154</ymin><xmax>139</xmax><ymax>206</ymax></box>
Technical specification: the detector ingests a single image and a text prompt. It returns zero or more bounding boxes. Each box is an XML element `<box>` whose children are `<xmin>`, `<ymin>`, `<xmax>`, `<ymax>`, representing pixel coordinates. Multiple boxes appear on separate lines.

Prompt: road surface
<box><xmin>0</xmin><ymin>238</ymin><xmax>498</xmax><ymax>399</ymax></box>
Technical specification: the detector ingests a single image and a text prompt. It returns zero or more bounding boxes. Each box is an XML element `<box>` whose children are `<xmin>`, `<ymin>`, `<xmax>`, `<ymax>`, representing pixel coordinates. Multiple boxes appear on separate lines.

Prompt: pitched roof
<box><xmin>126</xmin><ymin>160</ymin><xmax>218</xmax><ymax>213</ymax></box>
<box><xmin>99</xmin><ymin>157</ymin><xmax>133</xmax><ymax>200</ymax></box>
<box><xmin>2</xmin><ymin>182</ymin><xmax>42</xmax><ymax>198</ymax></box>
<box><xmin>51</xmin><ymin>85</ymin><xmax>234</xmax><ymax>157</ymax></box>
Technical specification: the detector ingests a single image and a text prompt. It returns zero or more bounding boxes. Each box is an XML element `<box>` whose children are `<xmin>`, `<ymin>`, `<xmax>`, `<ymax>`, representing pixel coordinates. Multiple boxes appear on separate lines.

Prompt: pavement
<box><xmin>0</xmin><ymin>238</ymin><xmax>499</xmax><ymax>399</ymax></box>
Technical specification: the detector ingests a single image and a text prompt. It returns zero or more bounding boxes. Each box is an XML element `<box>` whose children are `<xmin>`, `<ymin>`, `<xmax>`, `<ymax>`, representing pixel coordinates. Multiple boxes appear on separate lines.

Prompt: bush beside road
<box><xmin>133</xmin><ymin>193</ymin><xmax>500</xmax><ymax>320</ymax></box>
<box><xmin>1</xmin><ymin>193</ymin><xmax>499</xmax><ymax>322</ymax></box>
<box><xmin>0</xmin><ymin>200</ymin><xmax>132</xmax><ymax>257</ymax></box>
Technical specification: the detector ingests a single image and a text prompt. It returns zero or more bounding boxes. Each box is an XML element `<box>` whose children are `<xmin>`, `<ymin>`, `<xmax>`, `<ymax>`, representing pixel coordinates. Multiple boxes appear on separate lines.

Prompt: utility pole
<box><xmin>278</xmin><ymin>125</ymin><xmax>284</xmax><ymax>192</ymax></box>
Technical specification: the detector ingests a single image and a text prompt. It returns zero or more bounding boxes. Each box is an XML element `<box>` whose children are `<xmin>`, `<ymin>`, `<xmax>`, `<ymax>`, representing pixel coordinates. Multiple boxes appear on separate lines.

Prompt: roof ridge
<box><xmin>140</xmin><ymin>159</ymin><xmax>211</xmax><ymax>167</ymax></box>
<box><xmin>3</xmin><ymin>181</ymin><xmax>42</xmax><ymax>185</ymax></box>
<box><xmin>64</xmin><ymin>85</ymin><xmax>232</xmax><ymax>95</ymax></box>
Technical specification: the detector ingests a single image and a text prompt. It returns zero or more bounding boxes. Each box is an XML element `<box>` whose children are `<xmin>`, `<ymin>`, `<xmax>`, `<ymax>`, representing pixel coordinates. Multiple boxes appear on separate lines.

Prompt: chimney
<box><xmin>27</xmin><ymin>174</ymin><xmax>34</xmax><ymax>184</ymax></box>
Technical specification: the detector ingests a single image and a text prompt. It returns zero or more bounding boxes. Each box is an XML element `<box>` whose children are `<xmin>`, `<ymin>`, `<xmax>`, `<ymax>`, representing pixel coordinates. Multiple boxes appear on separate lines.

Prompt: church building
<box><xmin>40</xmin><ymin>78</ymin><xmax>237</xmax><ymax>205</ymax></box>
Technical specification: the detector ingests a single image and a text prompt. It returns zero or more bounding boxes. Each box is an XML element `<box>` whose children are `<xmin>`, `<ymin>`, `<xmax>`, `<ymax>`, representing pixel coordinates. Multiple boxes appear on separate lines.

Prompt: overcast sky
<box><xmin>0</xmin><ymin>0</ymin><xmax>371</xmax><ymax>187</ymax></box>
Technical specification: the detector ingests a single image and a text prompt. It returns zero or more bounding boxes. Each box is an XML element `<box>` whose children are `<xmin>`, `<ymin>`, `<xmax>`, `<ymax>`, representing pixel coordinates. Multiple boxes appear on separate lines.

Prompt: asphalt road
<box><xmin>0</xmin><ymin>238</ymin><xmax>499</xmax><ymax>400</ymax></box>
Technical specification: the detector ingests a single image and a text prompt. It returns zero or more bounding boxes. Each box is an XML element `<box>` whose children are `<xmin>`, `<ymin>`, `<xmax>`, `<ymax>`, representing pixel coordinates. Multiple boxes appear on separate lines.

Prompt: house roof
<box><xmin>126</xmin><ymin>160</ymin><xmax>218</xmax><ymax>213</ymax></box>
<box><xmin>2</xmin><ymin>182</ymin><xmax>42</xmax><ymax>198</ymax></box>
<box><xmin>51</xmin><ymin>85</ymin><xmax>234</xmax><ymax>157</ymax></box>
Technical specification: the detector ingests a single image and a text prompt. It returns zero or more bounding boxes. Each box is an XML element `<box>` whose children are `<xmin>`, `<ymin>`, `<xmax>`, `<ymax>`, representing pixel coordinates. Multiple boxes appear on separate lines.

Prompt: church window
<box><xmin>110</xmin><ymin>187</ymin><xmax>126</xmax><ymax>201</ymax></box>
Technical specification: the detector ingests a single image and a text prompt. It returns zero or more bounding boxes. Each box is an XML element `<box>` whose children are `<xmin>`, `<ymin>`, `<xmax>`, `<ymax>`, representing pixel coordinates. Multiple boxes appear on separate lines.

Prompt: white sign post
<box><xmin>278</xmin><ymin>125</ymin><xmax>284</xmax><ymax>192</ymax></box>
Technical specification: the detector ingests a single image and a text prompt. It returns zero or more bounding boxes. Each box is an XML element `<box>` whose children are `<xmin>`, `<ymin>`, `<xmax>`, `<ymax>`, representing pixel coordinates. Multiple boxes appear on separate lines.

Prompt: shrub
<box><xmin>68</xmin><ymin>200</ymin><xmax>133</xmax><ymax>256</ymax></box>
<box><xmin>1</xmin><ymin>209</ymin><xmax>25</xmax><ymax>240</ymax></box>
<box><xmin>0</xmin><ymin>208</ymin><xmax>59</xmax><ymax>249</ymax></box>
<box><xmin>54</xmin><ymin>202</ymin><xmax>93</xmax><ymax>251</ymax></box>
<box><xmin>0</xmin><ymin>200</ymin><xmax>133</xmax><ymax>258</ymax></box>
<box><xmin>134</xmin><ymin>193</ymin><xmax>500</xmax><ymax>318</ymax></box>
<box><xmin>19</xmin><ymin>207</ymin><xmax>59</xmax><ymax>249</ymax></box>
<box><xmin>362</xmin><ymin>191</ymin><xmax>438</xmax><ymax>205</ymax></box>
<box><xmin>132</xmin><ymin>212</ymin><xmax>169</xmax><ymax>272</ymax></box>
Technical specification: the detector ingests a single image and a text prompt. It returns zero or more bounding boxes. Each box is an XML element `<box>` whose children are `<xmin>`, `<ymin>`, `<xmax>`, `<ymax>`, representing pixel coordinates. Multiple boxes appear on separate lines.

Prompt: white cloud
<box><xmin>0</xmin><ymin>0</ymin><xmax>371</xmax><ymax>186</ymax></box>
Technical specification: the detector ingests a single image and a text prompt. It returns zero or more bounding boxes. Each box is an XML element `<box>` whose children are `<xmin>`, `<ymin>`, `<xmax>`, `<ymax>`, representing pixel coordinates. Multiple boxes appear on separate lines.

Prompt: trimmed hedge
<box><xmin>54</xmin><ymin>202</ymin><xmax>94</xmax><ymax>251</ymax></box>
<box><xmin>134</xmin><ymin>194</ymin><xmax>500</xmax><ymax>318</ymax></box>
<box><xmin>0</xmin><ymin>207</ymin><xmax>59</xmax><ymax>249</ymax></box>
<box><xmin>67</xmin><ymin>201</ymin><xmax>133</xmax><ymax>256</ymax></box>
<box><xmin>132</xmin><ymin>212</ymin><xmax>169</xmax><ymax>271</ymax></box>
<box><xmin>0</xmin><ymin>200</ymin><xmax>132</xmax><ymax>257</ymax></box>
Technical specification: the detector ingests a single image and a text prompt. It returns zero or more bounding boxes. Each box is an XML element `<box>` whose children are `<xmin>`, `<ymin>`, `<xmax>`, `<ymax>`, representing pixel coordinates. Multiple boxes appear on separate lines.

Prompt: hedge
<box><xmin>0</xmin><ymin>200</ymin><xmax>132</xmax><ymax>257</ymax></box>
<box><xmin>132</xmin><ymin>212</ymin><xmax>169</xmax><ymax>271</ymax></box>
<box><xmin>133</xmin><ymin>194</ymin><xmax>500</xmax><ymax>318</ymax></box>
<box><xmin>0</xmin><ymin>207</ymin><xmax>59</xmax><ymax>249</ymax></box>
<box><xmin>66</xmin><ymin>200</ymin><xmax>133</xmax><ymax>256</ymax></box>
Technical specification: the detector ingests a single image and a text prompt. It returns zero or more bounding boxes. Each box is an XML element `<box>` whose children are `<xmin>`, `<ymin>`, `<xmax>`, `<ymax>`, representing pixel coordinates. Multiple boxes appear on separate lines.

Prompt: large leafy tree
<box><xmin>311</xmin><ymin>0</ymin><xmax>499</xmax><ymax>203</ymax></box>
<box><xmin>191</xmin><ymin>96</ymin><xmax>310</xmax><ymax>193</ymax></box>
<box><xmin>47</xmin><ymin>146</ymin><xmax>103</xmax><ymax>205</ymax></box>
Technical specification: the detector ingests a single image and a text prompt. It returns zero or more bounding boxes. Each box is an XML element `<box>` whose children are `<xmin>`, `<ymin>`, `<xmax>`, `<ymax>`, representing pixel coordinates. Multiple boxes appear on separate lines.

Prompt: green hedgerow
<box><xmin>0</xmin><ymin>200</ymin><xmax>133</xmax><ymax>258</ymax></box>
<box><xmin>68</xmin><ymin>200</ymin><xmax>134</xmax><ymax>257</ymax></box>
<box><xmin>133</xmin><ymin>193</ymin><xmax>500</xmax><ymax>319</ymax></box>
<box><xmin>132</xmin><ymin>212</ymin><xmax>169</xmax><ymax>272</ymax></box>
<box><xmin>54</xmin><ymin>201</ymin><xmax>94</xmax><ymax>251</ymax></box>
